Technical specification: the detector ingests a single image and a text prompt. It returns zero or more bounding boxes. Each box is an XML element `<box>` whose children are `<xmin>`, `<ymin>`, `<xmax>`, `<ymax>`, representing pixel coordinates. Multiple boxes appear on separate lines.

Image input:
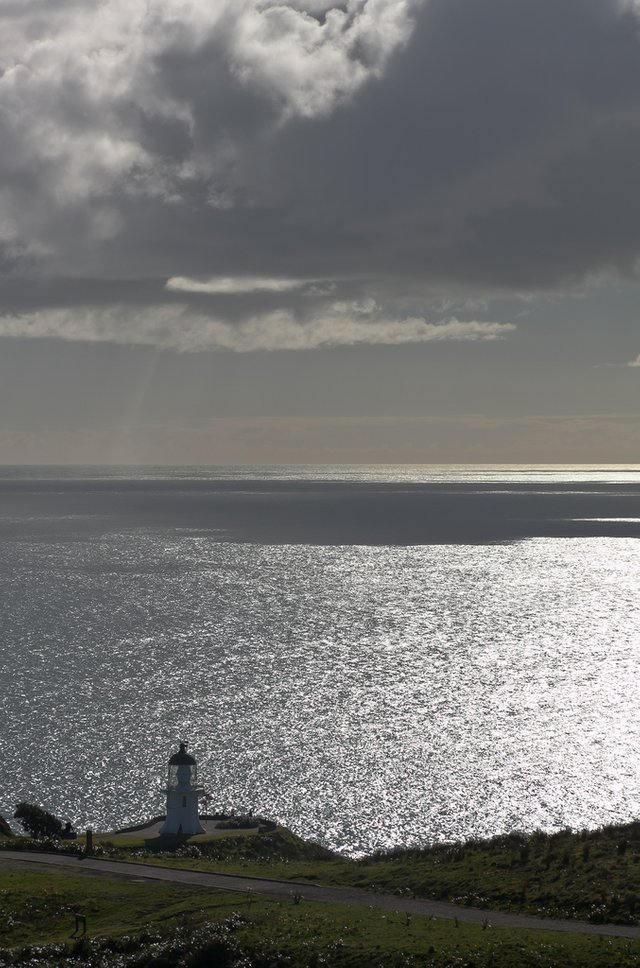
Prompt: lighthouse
<box><xmin>159</xmin><ymin>742</ymin><xmax>206</xmax><ymax>835</ymax></box>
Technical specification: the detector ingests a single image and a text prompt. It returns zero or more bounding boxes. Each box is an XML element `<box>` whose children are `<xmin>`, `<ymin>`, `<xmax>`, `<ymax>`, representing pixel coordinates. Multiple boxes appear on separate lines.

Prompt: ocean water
<box><xmin>1</xmin><ymin>465</ymin><xmax>640</xmax><ymax>855</ymax></box>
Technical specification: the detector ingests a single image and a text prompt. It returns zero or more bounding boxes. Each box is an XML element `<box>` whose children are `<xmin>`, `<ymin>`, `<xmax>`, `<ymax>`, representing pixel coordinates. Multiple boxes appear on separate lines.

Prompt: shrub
<box><xmin>14</xmin><ymin>801</ymin><xmax>64</xmax><ymax>839</ymax></box>
<box><xmin>0</xmin><ymin>814</ymin><xmax>13</xmax><ymax>837</ymax></box>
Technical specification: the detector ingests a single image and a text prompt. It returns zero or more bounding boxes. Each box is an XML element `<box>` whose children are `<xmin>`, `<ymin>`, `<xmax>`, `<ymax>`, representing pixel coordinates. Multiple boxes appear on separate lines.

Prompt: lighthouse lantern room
<box><xmin>159</xmin><ymin>742</ymin><xmax>206</xmax><ymax>835</ymax></box>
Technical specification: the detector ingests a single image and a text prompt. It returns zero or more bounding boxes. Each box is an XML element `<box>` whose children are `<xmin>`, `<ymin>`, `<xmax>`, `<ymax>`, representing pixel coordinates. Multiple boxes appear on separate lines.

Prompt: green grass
<box><xmin>345</xmin><ymin>823</ymin><xmax>640</xmax><ymax>925</ymax></box>
<box><xmin>109</xmin><ymin>826</ymin><xmax>347</xmax><ymax>878</ymax></box>
<box><xmin>0</xmin><ymin>868</ymin><xmax>248</xmax><ymax>947</ymax></box>
<box><xmin>232</xmin><ymin>903</ymin><xmax>640</xmax><ymax>968</ymax></box>
<box><xmin>92</xmin><ymin>822</ymin><xmax>640</xmax><ymax>925</ymax></box>
<box><xmin>2</xmin><ymin>867</ymin><xmax>640</xmax><ymax>967</ymax></box>
<box><xmin>4</xmin><ymin>821</ymin><xmax>640</xmax><ymax>965</ymax></box>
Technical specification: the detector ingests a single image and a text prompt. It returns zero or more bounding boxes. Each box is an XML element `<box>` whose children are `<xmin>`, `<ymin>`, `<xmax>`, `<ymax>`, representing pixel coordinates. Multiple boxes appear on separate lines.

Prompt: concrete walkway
<box><xmin>2</xmin><ymin>850</ymin><xmax>640</xmax><ymax>940</ymax></box>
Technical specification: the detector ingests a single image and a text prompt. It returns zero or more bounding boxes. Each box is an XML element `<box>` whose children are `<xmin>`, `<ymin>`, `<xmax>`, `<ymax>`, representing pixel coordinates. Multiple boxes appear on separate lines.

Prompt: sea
<box><xmin>1</xmin><ymin>464</ymin><xmax>640</xmax><ymax>856</ymax></box>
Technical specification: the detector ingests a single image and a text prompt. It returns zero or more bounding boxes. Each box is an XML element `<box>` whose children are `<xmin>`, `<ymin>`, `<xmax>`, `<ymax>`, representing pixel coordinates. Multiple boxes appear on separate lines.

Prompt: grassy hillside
<box><xmin>347</xmin><ymin>823</ymin><xmax>640</xmax><ymax>925</ymax></box>
<box><xmin>1</xmin><ymin>867</ymin><xmax>640</xmax><ymax>967</ymax></box>
<box><xmin>85</xmin><ymin>821</ymin><xmax>640</xmax><ymax>926</ymax></box>
<box><xmin>0</xmin><ymin>868</ymin><xmax>242</xmax><ymax>948</ymax></box>
<box><xmin>3</xmin><ymin>821</ymin><xmax>640</xmax><ymax>965</ymax></box>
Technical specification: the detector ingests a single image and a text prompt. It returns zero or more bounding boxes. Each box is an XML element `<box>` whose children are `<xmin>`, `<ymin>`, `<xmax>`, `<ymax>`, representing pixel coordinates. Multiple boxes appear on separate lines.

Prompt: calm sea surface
<box><xmin>1</xmin><ymin>464</ymin><xmax>640</xmax><ymax>855</ymax></box>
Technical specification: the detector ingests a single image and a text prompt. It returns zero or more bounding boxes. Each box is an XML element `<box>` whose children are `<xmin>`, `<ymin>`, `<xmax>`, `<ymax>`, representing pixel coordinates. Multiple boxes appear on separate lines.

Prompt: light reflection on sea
<box><xmin>2</xmin><ymin>463</ymin><xmax>640</xmax><ymax>484</ymax></box>
<box><xmin>1</xmin><ymin>528</ymin><xmax>640</xmax><ymax>855</ymax></box>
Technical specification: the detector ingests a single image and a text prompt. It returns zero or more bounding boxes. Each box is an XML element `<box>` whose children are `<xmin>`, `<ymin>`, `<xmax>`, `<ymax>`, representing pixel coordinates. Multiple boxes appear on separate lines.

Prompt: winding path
<box><xmin>2</xmin><ymin>850</ymin><xmax>640</xmax><ymax>940</ymax></box>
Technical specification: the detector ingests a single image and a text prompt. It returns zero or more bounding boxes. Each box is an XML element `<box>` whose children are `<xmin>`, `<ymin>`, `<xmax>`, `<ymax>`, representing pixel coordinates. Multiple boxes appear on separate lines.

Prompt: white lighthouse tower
<box><xmin>159</xmin><ymin>742</ymin><xmax>206</xmax><ymax>835</ymax></box>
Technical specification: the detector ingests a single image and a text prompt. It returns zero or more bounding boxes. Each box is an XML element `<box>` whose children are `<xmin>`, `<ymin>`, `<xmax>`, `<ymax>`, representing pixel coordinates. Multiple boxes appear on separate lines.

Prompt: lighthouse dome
<box><xmin>166</xmin><ymin>742</ymin><xmax>198</xmax><ymax>790</ymax></box>
<box><xmin>169</xmin><ymin>743</ymin><xmax>196</xmax><ymax>766</ymax></box>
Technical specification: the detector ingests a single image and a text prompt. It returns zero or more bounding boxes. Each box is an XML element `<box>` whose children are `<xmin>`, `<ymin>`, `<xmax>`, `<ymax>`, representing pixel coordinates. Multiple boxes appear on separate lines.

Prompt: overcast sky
<box><xmin>1</xmin><ymin>0</ymin><xmax>639</xmax><ymax>464</ymax></box>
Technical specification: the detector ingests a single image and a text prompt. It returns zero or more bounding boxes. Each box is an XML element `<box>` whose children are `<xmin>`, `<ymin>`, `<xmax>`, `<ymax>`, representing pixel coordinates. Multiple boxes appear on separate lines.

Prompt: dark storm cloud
<box><xmin>1</xmin><ymin>0</ymin><xmax>640</xmax><ymax>348</ymax></box>
<box><xmin>256</xmin><ymin>0</ymin><xmax>640</xmax><ymax>287</ymax></box>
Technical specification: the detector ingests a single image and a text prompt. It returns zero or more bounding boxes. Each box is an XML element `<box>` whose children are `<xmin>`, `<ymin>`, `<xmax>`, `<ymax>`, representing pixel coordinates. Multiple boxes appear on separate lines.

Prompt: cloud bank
<box><xmin>0</xmin><ymin>303</ymin><xmax>513</xmax><ymax>352</ymax></box>
<box><xmin>0</xmin><ymin>0</ymin><xmax>419</xmax><ymax>264</ymax></box>
<box><xmin>2</xmin><ymin>0</ymin><xmax>640</xmax><ymax>351</ymax></box>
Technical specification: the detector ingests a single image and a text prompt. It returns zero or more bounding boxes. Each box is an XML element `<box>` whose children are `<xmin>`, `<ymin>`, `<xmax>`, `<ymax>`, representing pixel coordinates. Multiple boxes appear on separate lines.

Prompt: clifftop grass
<box><xmin>347</xmin><ymin>822</ymin><xmax>640</xmax><ymax>925</ymax></box>
<box><xmin>4</xmin><ymin>820</ymin><xmax>640</xmax><ymax>929</ymax></box>
<box><xmin>2</xmin><ymin>868</ymin><xmax>640</xmax><ymax>968</ymax></box>
<box><xmin>88</xmin><ymin>821</ymin><xmax>640</xmax><ymax>926</ymax></box>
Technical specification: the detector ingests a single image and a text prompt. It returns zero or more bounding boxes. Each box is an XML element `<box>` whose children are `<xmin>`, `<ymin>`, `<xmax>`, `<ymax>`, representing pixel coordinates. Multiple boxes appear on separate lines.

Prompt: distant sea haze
<box><xmin>1</xmin><ymin>465</ymin><xmax>639</xmax><ymax>854</ymax></box>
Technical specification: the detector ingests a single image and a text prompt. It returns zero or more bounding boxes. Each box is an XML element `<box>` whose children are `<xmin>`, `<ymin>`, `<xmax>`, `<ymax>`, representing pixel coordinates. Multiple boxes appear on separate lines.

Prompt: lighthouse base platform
<box><xmin>114</xmin><ymin>817</ymin><xmax>259</xmax><ymax>839</ymax></box>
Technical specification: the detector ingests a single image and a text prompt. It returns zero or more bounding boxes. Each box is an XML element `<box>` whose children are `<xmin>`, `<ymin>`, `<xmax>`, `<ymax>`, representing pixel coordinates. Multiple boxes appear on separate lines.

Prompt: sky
<box><xmin>0</xmin><ymin>0</ymin><xmax>639</xmax><ymax>465</ymax></box>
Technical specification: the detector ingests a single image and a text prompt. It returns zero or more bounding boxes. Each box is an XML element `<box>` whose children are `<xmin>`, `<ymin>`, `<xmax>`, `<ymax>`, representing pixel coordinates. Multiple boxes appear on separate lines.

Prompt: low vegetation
<box><xmin>3</xmin><ymin>818</ymin><xmax>640</xmax><ymax>964</ymax></box>
<box><xmin>12</xmin><ymin>804</ymin><xmax>62</xmax><ymax>841</ymax></box>
<box><xmin>347</xmin><ymin>823</ymin><xmax>640</xmax><ymax>925</ymax></box>
<box><xmin>79</xmin><ymin>820</ymin><xmax>640</xmax><ymax>927</ymax></box>
<box><xmin>1</xmin><ymin>868</ymin><xmax>640</xmax><ymax>967</ymax></box>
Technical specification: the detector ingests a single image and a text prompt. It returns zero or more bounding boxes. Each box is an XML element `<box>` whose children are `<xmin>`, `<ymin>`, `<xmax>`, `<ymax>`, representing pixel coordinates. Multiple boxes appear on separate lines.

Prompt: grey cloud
<box><xmin>0</xmin><ymin>303</ymin><xmax>514</xmax><ymax>351</ymax></box>
<box><xmin>2</xmin><ymin>0</ymin><xmax>640</xmax><ymax>339</ymax></box>
<box><xmin>254</xmin><ymin>0</ymin><xmax>640</xmax><ymax>287</ymax></box>
<box><xmin>166</xmin><ymin>275</ymin><xmax>310</xmax><ymax>294</ymax></box>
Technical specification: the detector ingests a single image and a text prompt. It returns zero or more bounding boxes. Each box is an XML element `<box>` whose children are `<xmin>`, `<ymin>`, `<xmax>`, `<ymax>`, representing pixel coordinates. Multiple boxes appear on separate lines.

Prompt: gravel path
<box><xmin>2</xmin><ymin>850</ymin><xmax>640</xmax><ymax>940</ymax></box>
